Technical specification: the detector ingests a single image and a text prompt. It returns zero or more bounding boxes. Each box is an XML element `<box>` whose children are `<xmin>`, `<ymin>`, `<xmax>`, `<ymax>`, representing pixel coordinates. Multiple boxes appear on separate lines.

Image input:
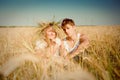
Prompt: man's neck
<box><xmin>68</xmin><ymin>32</ymin><xmax>77</xmax><ymax>42</ymax></box>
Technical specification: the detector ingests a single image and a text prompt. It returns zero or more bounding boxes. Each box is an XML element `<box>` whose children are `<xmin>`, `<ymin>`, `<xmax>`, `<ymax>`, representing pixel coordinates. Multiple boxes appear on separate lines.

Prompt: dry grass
<box><xmin>0</xmin><ymin>25</ymin><xmax>120</xmax><ymax>80</ymax></box>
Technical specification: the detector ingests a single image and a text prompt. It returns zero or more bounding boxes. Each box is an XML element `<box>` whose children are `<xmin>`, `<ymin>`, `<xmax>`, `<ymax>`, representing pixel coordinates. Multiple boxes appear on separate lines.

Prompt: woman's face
<box><xmin>45</xmin><ymin>27</ymin><xmax>56</xmax><ymax>40</ymax></box>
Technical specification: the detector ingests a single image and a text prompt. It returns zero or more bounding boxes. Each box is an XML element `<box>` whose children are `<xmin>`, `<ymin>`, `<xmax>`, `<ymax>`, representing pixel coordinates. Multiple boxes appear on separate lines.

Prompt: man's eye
<box><xmin>67</xmin><ymin>28</ymin><xmax>69</xmax><ymax>29</ymax></box>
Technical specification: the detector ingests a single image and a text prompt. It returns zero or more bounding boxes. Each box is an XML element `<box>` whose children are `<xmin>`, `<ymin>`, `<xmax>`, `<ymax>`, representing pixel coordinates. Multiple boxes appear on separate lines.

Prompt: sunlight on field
<box><xmin>0</xmin><ymin>26</ymin><xmax>120</xmax><ymax>80</ymax></box>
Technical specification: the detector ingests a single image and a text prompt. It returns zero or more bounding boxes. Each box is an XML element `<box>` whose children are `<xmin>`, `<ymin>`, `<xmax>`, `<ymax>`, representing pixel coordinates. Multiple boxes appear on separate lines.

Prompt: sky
<box><xmin>0</xmin><ymin>0</ymin><xmax>120</xmax><ymax>26</ymax></box>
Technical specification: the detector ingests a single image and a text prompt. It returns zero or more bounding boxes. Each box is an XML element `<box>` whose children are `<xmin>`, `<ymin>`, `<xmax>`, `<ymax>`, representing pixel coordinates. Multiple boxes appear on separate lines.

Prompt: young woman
<box><xmin>34</xmin><ymin>23</ymin><xmax>64</xmax><ymax>80</ymax></box>
<box><xmin>35</xmin><ymin>23</ymin><xmax>61</xmax><ymax>59</ymax></box>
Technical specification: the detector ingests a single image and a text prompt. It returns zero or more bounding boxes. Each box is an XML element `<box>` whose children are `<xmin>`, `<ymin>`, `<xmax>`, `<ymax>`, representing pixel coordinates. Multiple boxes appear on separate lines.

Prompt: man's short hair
<box><xmin>61</xmin><ymin>18</ymin><xmax>75</xmax><ymax>28</ymax></box>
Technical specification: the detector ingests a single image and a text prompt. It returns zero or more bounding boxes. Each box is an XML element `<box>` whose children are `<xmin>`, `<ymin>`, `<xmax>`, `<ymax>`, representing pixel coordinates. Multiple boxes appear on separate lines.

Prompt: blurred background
<box><xmin>0</xmin><ymin>0</ymin><xmax>120</xmax><ymax>26</ymax></box>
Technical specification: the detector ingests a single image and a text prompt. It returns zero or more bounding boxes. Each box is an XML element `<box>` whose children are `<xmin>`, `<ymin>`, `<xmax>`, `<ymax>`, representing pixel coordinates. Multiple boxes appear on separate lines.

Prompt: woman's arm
<box><xmin>34</xmin><ymin>40</ymin><xmax>47</xmax><ymax>58</ymax></box>
<box><xmin>59</xmin><ymin>41</ymin><xmax>68</xmax><ymax>58</ymax></box>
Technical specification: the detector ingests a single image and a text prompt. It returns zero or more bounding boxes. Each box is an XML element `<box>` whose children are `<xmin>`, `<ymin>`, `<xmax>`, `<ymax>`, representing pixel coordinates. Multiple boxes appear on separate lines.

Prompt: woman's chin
<box><xmin>49</xmin><ymin>37</ymin><xmax>56</xmax><ymax>40</ymax></box>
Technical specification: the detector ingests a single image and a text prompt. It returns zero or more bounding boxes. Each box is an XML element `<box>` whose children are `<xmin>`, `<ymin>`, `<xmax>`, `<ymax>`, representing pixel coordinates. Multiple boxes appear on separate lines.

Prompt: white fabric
<box><xmin>35</xmin><ymin>38</ymin><xmax>61</xmax><ymax>57</ymax></box>
<box><xmin>53</xmin><ymin>38</ymin><xmax>61</xmax><ymax>46</ymax></box>
<box><xmin>35</xmin><ymin>40</ymin><xmax>47</xmax><ymax>50</ymax></box>
<box><xmin>63</xmin><ymin>33</ymin><xmax>81</xmax><ymax>54</ymax></box>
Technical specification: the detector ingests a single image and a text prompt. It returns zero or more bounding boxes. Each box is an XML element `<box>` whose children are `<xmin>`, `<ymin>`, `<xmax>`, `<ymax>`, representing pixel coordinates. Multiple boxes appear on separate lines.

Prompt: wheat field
<box><xmin>0</xmin><ymin>25</ymin><xmax>120</xmax><ymax>80</ymax></box>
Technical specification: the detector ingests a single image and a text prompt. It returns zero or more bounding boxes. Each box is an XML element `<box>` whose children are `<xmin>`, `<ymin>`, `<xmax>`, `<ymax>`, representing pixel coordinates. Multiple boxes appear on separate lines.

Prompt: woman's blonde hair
<box><xmin>41</xmin><ymin>23</ymin><xmax>57</xmax><ymax>39</ymax></box>
<box><xmin>40</xmin><ymin>23</ymin><xmax>58</xmax><ymax>47</ymax></box>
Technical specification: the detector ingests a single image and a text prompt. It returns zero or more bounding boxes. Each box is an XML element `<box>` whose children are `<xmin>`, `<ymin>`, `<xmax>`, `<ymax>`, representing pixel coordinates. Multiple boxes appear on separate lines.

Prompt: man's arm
<box><xmin>66</xmin><ymin>34</ymin><xmax>89</xmax><ymax>59</ymax></box>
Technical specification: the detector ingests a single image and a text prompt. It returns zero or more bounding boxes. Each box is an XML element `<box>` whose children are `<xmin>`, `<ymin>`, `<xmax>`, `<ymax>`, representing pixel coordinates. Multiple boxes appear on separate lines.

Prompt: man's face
<box><xmin>63</xmin><ymin>24</ymin><xmax>75</xmax><ymax>37</ymax></box>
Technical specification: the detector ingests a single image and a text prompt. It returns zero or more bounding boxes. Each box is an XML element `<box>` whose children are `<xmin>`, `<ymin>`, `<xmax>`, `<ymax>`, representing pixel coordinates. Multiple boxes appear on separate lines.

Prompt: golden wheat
<box><xmin>0</xmin><ymin>25</ymin><xmax>120</xmax><ymax>80</ymax></box>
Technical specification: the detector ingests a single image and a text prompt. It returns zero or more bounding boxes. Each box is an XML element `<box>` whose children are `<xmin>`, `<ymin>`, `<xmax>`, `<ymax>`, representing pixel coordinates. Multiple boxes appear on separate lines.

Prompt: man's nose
<box><xmin>66</xmin><ymin>29</ymin><xmax>69</xmax><ymax>33</ymax></box>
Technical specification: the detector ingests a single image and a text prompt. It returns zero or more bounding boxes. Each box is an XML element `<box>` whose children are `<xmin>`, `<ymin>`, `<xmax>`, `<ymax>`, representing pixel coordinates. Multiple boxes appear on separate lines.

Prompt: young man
<box><xmin>60</xmin><ymin>18</ymin><xmax>89</xmax><ymax>59</ymax></box>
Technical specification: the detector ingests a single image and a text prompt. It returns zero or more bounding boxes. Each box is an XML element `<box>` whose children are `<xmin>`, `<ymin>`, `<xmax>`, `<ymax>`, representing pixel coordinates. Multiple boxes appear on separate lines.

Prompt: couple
<box><xmin>35</xmin><ymin>18</ymin><xmax>89</xmax><ymax>60</ymax></box>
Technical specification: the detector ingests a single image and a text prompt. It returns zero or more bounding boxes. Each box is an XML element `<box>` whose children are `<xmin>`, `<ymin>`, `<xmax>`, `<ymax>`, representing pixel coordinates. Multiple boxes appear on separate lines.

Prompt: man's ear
<box><xmin>73</xmin><ymin>25</ymin><xmax>76</xmax><ymax>27</ymax></box>
<box><xmin>73</xmin><ymin>26</ymin><xmax>76</xmax><ymax>29</ymax></box>
<box><xmin>72</xmin><ymin>25</ymin><xmax>75</xmax><ymax>29</ymax></box>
